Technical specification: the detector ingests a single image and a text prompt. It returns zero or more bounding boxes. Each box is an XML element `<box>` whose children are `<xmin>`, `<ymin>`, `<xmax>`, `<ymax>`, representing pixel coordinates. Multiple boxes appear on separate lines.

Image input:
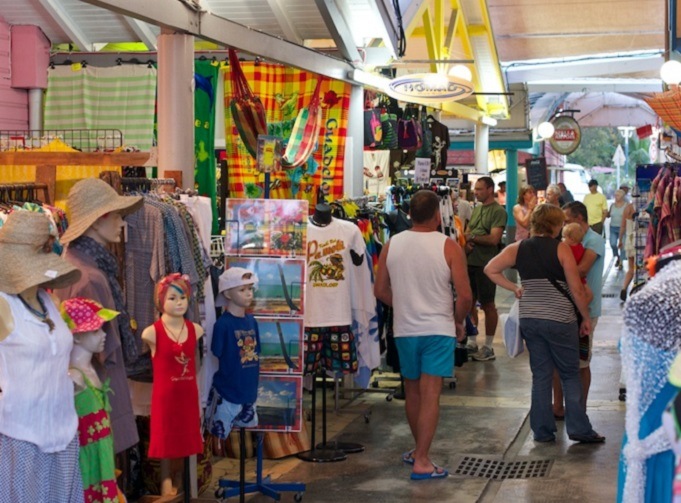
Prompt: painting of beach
<box><xmin>257</xmin><ymin>317</ymin><xmax>304</xmax><ymax>374</ymax></box>
<box><xmin>253</xmin><ymin>375</ymin><xmax>302</xmax><ymax>432</ymax></box>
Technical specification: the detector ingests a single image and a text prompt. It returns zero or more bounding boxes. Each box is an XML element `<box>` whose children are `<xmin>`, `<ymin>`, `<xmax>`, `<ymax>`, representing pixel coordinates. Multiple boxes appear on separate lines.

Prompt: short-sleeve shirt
<box><xmin>211</xmin><ymin>312</ymin><xmax>260</xmax><ymax>404</ymax></box>
<box><xmin>583</xmin><ymin>192</ymin><xmax>608</xmax><ymax>226</ymax></box>
<box><xmin>582</xmin><ymin>228</ymin><xmax>605</xmax><ymax>318</ymax></box>
<box><xmin>466</xmin><ymin>202</ymin><xmax>507</xmax><ymax>267</ymax></box>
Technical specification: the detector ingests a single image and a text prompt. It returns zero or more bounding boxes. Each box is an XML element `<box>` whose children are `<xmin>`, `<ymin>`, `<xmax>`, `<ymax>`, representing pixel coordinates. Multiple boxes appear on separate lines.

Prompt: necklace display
<box><xmin>18</xmin><ymin>293</ymin><xmax>55</xmax><ymax>332</ymax></box>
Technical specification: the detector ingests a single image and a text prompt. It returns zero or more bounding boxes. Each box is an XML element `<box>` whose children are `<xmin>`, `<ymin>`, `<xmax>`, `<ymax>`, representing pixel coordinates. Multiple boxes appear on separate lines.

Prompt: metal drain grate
<box><xmin>453</xmin><ymin>456</ymin><xmax>552</xmax><ymax>480</ymax></box>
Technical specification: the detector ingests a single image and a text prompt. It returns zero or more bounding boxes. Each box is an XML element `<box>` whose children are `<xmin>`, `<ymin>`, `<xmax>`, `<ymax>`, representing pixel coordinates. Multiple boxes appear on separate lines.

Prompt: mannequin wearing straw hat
<box><xmin>56</xmin><ymin>178</ymin><xmax>144</xmax><ymax>493</ymax></box>
<box><xmin>0</xmin><ymin>211</ymin><xmax>84</xmax><ymax>502</ymax></box>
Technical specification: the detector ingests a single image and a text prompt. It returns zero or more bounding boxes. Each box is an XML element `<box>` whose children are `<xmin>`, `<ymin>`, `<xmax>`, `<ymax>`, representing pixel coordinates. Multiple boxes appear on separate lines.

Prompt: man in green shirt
<box><xmin>583</xmin><ymin>179</ymin><xmax>608</xmax><ymax>235</ymax></box>
<box><xmin>465</xmin><ymin>176</ymin><xmax>507</xmax><ymax>361</ymax></box>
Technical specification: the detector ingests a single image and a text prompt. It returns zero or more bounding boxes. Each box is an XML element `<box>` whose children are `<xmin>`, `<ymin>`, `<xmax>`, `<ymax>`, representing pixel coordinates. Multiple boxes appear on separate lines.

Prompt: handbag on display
<box><xmin>282</xmin><ymin>79</ymin><xmax>325</xmax><ymax>168</ymax></box>
<box><xmin>503</xmin><ymin>300</ymin><xmax>524</xmax><ymax>358</ymax></box>
<box><xmin>228</xmin><ymin>49</ymin><xmax>268</xmax><ymax>159</ymax></box>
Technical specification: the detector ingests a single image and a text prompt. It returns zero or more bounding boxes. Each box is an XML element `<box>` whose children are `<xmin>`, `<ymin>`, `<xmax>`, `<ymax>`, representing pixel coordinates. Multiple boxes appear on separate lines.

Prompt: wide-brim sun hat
<box><xmin>0</xmin><ymin>211</ymin><xmax>81</xmax><ymax>294</ymax></box>
<box><xmin>61</xmin><ymin>178</ymin><xmax>143</xmax><ymax>244</ymax></box>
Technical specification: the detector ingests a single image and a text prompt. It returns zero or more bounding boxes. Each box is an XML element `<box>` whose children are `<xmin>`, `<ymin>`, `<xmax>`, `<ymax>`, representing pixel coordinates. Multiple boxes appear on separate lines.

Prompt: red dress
<box><xmin>148</xmin><ymin>319</ymin><xmax>204</xmax><ymax>458</ymax></box>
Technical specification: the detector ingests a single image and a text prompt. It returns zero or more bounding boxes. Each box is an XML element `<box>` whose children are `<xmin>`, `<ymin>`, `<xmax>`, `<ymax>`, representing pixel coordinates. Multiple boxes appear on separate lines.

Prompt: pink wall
<box><xmin>0</xmin><ymin>18</ymin><xmax>28</xmax><ymax>130</ymax></box>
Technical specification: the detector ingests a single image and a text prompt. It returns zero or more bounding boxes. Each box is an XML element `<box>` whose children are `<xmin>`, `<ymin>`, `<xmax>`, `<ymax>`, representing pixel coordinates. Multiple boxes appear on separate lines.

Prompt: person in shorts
<box><xmin>375</xmin><ymin>190</ymin><xmax>472</xmax><ymax>480</ymax></box>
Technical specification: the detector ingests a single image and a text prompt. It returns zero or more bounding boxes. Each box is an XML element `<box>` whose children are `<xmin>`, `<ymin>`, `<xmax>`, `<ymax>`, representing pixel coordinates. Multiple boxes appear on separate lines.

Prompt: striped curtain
<box><xmin>44</xmin><ymin>64</ymin><xmax>156</xmax><ymax>151</ymax></box>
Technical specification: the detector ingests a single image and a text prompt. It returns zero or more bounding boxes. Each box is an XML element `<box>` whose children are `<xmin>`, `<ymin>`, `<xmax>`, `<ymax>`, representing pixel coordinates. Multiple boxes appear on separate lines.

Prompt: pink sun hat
<box><xmin>60</xmin><ymin>297</ymin><xmax>119</xmax><ymax>334</ymax></box>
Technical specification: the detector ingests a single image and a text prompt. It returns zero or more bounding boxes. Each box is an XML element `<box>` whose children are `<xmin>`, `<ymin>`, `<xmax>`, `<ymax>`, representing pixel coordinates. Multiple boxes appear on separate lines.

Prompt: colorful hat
<box><xmin>215</xmin><ymin>267</ymin><xmax>258</xmax><ymax>307</ymax></box>
<box><xmin>60</xmin><ymin>297</ymin><xmax>119</xmax><ymax>334</ymax></box>
<box><xmin>60</xmin><ymin>178</ymin><xmax>143</xmax><ymax>244</ymax></box>
<box><xmin>154</xmin><ymin>273</ymin><xmax>192</xmax><ymax>313</ymax></box>
<box><xmin>0</xmin><ymin>211</ymin><xmax>81</xmax><ymax>294</ymax></box>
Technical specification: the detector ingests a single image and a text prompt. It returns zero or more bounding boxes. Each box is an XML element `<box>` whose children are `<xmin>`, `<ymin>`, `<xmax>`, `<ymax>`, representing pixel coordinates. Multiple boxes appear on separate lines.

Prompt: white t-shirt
<box><xmin>304</xmin><ymin>218</ymin><xmax>367</xmax><ymax>327</ymax></box>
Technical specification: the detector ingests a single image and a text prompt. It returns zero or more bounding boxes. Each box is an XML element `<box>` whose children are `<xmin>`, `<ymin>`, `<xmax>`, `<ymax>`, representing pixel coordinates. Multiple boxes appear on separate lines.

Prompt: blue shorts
<box><xmin>395</xmin><ymin>336</ymin><xmax>455</xmax><ymax>380</ymax></box>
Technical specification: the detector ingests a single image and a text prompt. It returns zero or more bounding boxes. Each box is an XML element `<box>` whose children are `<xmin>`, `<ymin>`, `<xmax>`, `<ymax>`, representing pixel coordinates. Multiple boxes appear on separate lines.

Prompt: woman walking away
<box><xmin>619</xmin><ymin>202</ymin><xmax>636</xmax><ymax>301</ymax></box>
<box><xmin>513</xmin><ymin>186</ymin><xmax>537</xmax><ymax>242</ymax></box>
<box><xmin>608</xmin><ymin>190</ymin><xmax>627</xmax><ymax>269</ymax></box>
<box><xmin>484</xmin><ymin>204</ymin><xmax>605</xmax><ymax>444</ymax></box>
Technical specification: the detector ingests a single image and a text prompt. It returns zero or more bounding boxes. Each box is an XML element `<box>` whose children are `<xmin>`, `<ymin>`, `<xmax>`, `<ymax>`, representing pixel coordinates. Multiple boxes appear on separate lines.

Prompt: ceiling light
<box><xmin>661</xmin><ymin>60</ymin><xmax>681</xmax><ymax>86</ymax></box>
<box><xmin>448</xmin><ymin>65</ymin><xmax>472</xmax><ymax>82</ymax></box>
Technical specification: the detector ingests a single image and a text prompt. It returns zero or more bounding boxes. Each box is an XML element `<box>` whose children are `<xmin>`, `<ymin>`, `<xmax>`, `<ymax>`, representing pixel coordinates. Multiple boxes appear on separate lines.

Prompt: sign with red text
<box><xmin>549</xmin><ymin>116</ymin><xmax>581</xmax><ymax>155</ymax></box>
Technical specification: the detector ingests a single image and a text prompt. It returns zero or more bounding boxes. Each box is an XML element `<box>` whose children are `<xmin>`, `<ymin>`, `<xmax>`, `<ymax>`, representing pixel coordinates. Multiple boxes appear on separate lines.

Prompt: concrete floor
<box><xmin>226</xmin><ymin>257</ymin><xmax>628</xmax><ymax>503</ymax></box>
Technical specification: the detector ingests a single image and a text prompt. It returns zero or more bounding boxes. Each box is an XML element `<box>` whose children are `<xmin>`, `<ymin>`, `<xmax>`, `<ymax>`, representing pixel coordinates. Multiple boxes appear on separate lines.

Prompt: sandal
<box><xmin>402</xmin><ymin>449</ymin><xmax>415</xmax><ymax>465</ymax></box>
<box><xmin>410</xmin><ymin>464</ymin><xmax>448</xmax><ymax>480</ymax></box>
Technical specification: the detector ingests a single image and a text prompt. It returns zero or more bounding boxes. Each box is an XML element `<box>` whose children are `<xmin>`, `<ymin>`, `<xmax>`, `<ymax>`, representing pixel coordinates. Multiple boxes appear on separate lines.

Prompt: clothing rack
<box><xmin>0</xmin><ymin>183</ymin><xmax>50</xmax><ymax>205</ymax></box>
<box><xmin>121</xmin><ymin>177</ymin><xmax>177</xmax><ymax>194</ymax></box>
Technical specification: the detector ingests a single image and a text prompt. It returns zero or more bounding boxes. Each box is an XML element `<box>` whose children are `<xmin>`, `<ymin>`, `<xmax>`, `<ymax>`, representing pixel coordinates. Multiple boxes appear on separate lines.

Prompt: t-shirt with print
<box><xmin>428</xmin><ymin>119</ymin><xmax>450</xmax><ymax>172</ymax></box>
<box><xmin>582</xmin><ymin>228</ymin><xmax>605</xmax><ymax>318</ymax></box>
<box><xmin>211</xmin><ymin>312</ymin><xmax>260</xmax><ymax>404</ymax></box>
<box><xmin>305</xmin><ymin>218</ymin><xmax>366</xmax><ymax>327</ymax></box>
<box><xmin>466</xmin><ymin>202</ymin><xmax>507</xmax><ymax>267</ymax></box>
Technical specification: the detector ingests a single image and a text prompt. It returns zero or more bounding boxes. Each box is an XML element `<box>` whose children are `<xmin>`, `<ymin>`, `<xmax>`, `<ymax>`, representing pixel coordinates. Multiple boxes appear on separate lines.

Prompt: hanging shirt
<box><xmin>305</xmin><ymin>218</ymin><xmax>368</xmax><ymax>327</ymax></box>
<box><xmin>428</xmin><ymin>118</ymin><xmax>450</xmax><ymax>172</ymax></box>
<box><xmin>211</xmin><ymin>312</ymin><xmax>260</xmax><ymax>404</ymax></box>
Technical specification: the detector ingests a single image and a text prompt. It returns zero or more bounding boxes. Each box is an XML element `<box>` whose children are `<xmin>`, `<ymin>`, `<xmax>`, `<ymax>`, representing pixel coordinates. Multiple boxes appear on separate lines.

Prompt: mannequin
<box><xmin>61</xmin><ymin>297</ymin><xmax>122</xmax><ymax>503</ymax></box>
<box><xmin>310</xmin><ymin>203</ymin><xmax>332</xmax><ymax>227</ymax></box>
<box><xmin>205</xmin><ymin>267</ymin><xmax>260</xmax><ymax>439</ymax></box>
<box><xmin>0</xmin><ymin>211</ymin><xmax>83</xmax><ymax>502</ymax></box>
<box><xmin>142</xmin><ymin>273</ymin><xmax>204</xmax><ymax>496</ymax></box>
<box><xmin>57</xmin><ymin>178</ymin><xmax>143</xmax><ymax>491</ymax></box>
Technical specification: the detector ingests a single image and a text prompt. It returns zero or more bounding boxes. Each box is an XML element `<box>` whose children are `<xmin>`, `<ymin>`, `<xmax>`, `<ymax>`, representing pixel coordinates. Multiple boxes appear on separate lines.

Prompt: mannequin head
<box><xmin>310</xmin><ymin>203</ymin><xmax>332</xmax><ymax>226</ymax></box>
<box><xmin>154</xmin><ymin>273</ymin><xmax>192</xmax><ymax>317</ymax></box>
<box><xmin>216</xmin><ymin>267</ymin><xmax>258</xmax><ymax>317</ymax></box>
<box><xmin>74</xmin><ymin>328</ymin><xmax>107</xmax><ymax>354</ymax></box>
<box><xmin>83</xmin><ymin>211</ymin><xmax>124</xmax><ymax>245</ymax></box>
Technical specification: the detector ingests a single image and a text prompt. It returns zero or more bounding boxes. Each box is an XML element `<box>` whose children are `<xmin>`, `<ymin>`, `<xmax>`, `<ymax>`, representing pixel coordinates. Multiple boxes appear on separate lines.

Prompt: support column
<box><xmin>474</xmin><ymin>123</ymin><xmax>489</xmax><ymax>174</ymax></box>
<box><xmin>344</xmin><ymin>84</ymin><xmax>364</xmax><ymax>199</ymax></box>
<box><xmin>505</xmin><ymin>148</ymin><xmax>518</xmax><ymax>283</ymax></box>
<box><xmin>157</xmin><ymin>29</ymin><xmax>195</xmax><ymax>188</ymax></box>
<box><xmin>28</xmin><ymin>89</ymin><xmax>43</xmax><ymax>130</ymax></box>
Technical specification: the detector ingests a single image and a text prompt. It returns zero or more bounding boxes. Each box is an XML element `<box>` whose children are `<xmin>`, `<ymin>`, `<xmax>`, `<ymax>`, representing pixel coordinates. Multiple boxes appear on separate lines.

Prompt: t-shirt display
<box><xmin>211</xmin><ymin>312</ymin><xmax>261</xmax><ymax>404</ymax></box>
<box><xmin>304</xmin><ymin>218</ymin><xmax>367</xmax><ymax>327</ymax></box>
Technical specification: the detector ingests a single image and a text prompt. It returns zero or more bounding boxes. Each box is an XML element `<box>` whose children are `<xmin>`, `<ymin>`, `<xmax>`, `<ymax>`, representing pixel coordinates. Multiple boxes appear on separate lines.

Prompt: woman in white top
<box><xmin>513</xmin><ymin>185</ymin><xmax>537</xmax><ymax>241</ymax></box>
<box><xmin>0</xmin><ymin>211</ymin><xmax>84</xmax><ymax>502</ymax></box>
<box><xmin>607</xmin><ymin>189</ymin><xmax>628</xmax><ymax>269</ymax></box>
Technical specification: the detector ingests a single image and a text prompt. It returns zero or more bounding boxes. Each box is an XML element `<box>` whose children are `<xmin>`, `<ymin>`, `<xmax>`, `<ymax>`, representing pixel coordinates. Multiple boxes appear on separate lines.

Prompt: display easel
<box><xmin>217</xmin><ymin>169</ymin><xmax>307</xmax><ymax>501</ymax></box>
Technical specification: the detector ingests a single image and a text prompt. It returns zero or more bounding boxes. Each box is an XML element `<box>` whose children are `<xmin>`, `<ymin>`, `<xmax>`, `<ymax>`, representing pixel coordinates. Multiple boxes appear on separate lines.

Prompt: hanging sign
<box><xmin>414</xmin><ymin>157</ymin><xmax>431</xmax><ymax>184</ymax></box>
<box><xmin>549</xmin><ymin>116</ymin><xmax>581</xmax><ymax>155</ymax></box>
<box><xmin>387</xmin><ymin>73</ymin><xmax>474</xmax><ymax>104</ymax></box>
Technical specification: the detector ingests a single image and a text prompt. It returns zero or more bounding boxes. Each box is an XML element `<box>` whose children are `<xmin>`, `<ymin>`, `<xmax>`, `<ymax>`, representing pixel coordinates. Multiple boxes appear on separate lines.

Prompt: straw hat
<box><xmin>0</xmin><ymin>212</ymin><xmax>81</xmax><ymax>294</ymax></box>
<box><xmin>60</xmin><ymin>178</ymin><xmax>143</xmax><ymax>244</ymax></box>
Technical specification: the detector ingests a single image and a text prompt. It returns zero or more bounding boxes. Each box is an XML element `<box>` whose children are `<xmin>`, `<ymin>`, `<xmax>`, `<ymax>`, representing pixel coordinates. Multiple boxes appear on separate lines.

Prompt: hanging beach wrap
<box><xmin>229</xmin><ymin>49</ymin><xmax>268</xmax><ymax>159</ymax></box>
<box><xmin>282</xmin><ymin>79</ymin><xmax>324</xmax><ymax>168</ymax></box>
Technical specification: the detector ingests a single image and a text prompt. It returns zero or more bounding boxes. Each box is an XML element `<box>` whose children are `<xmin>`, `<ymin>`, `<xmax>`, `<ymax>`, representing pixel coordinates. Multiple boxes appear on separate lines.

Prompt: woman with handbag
<box><xmin>483</xmin><ymin>204</ymin><xmax>605</xmax><ymax>444</ymax></box>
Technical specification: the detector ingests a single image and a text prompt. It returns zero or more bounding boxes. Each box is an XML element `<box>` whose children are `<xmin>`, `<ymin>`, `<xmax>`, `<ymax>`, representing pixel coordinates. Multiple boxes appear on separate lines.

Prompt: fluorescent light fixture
<box><xmin>349</xmin><ymin>69</ymin><xmax>389</xmax><ymax>91</ymax></box>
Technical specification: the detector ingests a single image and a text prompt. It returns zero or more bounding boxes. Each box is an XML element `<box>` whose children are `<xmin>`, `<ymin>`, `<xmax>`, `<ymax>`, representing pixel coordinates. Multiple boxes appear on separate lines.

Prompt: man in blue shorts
<box><xmin>375</xmin><ymin>190</ymin><xmax>472</xmax><ymax>480</ymax></box>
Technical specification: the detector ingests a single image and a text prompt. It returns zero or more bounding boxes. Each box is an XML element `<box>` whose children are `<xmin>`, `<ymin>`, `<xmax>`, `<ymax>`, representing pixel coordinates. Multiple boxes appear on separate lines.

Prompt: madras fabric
<box><xmin>44</xmin><ymin>64</ymin><xmax>156</xmax><ymax>150</ymax></box>
<box><xmin>223</xmin><ymin>63</ymin><xmax>350</xmax><ymax>203</ymax></box>
<box><xmin>645</xmin><ymin>88</ymin><xmax>681</xmax><ymax>130</ymax></box>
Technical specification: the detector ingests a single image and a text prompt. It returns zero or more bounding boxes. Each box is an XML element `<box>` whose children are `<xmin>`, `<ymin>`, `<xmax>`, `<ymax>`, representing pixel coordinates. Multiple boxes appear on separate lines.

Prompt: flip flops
<box><xmin>410</xmin><ymin>464</ymin><xmax>449</xmax><ymax>481</ymax></box>
<box><xmin>401</xmin><ymin>449</ymin><xmax>415</xmax><ymax>465</ymax></box>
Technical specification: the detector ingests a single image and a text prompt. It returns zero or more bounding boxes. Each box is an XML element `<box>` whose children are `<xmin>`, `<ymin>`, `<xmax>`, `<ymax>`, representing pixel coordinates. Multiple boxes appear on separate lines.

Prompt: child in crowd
<box><xmin>562</xmin><ymin>222</ymin><xmax>594</xmax><ymax>304</ymax></box>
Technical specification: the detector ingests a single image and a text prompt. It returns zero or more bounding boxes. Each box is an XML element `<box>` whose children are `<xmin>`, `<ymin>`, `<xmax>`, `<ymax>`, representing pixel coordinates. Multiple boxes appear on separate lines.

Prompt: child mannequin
<box><xmin>61</xmin><ymin>297</ymin><xmax>122</xmax><ymax>503</ymax></box>
<box><xmin>142</xmin><ymin>273</ymin><xmax>204</xmax><ymax>496</ymax></box>
<box><xmin>205</xmin><ymin>267</ymin><xmax>260</xmax><ymax>438</ymax></box>
<box><xmin>562</xmin><ymin>223</ymin><xmax>594</xmax><ymax>304</ymax></box>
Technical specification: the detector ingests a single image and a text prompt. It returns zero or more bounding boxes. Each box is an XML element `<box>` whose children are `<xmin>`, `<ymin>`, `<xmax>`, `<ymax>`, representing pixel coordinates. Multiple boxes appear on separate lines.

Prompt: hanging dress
<box><xmin>148</xmin><ymin>319</ymin><xmax>204</xmax><ymax>459</ymax></box>
<box><xmin>72</xmin><ymin>370</ymin><xmax>119</xmax><ymax>503</ymax></box>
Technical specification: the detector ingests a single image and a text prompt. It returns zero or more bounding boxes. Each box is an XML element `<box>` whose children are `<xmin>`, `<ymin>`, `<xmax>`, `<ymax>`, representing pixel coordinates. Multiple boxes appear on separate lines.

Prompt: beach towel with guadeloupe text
<box><xmin>222</xmin><ymin>63</ymin><xmax>349</xmax><ymax>203</ymax></box>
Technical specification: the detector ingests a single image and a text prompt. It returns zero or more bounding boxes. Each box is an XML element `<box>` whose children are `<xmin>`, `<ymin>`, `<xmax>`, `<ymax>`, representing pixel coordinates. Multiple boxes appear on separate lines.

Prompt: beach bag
<box><xmin>228</xmin><ymin>49</ymin><xmax>268</xmax><ymax>159</ymax></box>
<box><xmin>363</xmin><ymin>108</ymin><xmax>383</xmax><ymax>147</ymax></box>
<box><xmin>398</xmin><ymin>117</ymin><xmax>422</xmax><ymax>150</ymax></box>
<box><xmin>503</xmin><ymin>300</ymin><xmax>524</xmax><ymax>357</ymax></box>
<box><xmin>378</xmin><ymin>111</ymin><xmax>398</xmax><ymax>149</ymax></box>
<box><xmin>282</xmin><ymin>79</ymin><xmax>324</xmax><ymax>168</ymax></box>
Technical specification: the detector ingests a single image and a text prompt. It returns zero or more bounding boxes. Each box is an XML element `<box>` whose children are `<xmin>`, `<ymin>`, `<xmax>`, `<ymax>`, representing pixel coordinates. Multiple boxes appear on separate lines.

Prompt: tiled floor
<box><xmin>207</xmin><ymin>256</ymin><xmax>629</xmax><ymax>502</ymax></box>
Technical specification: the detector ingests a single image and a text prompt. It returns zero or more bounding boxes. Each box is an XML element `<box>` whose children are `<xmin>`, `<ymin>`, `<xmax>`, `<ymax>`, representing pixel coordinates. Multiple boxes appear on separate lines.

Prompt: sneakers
<box><xmin>471</xmin><ymin>346</ymin><xmax>496</xmax><ymax>362</ymax></box>
<box><xmin>466</xmin><ymin>343</ymin><xmax>479</xmax><ymax>354</ymax></box>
